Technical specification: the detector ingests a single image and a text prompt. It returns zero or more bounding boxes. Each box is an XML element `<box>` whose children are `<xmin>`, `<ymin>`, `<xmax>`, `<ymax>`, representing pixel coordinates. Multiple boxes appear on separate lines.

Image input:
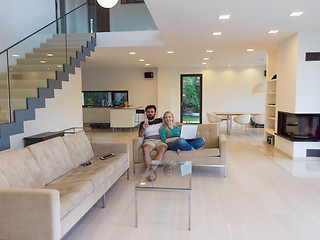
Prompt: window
<box><xmin>82</xmin><ymin>91</ymin><xmax>128</xmax><ymax>107</ymax></box>
<box><xmin>180</xmin><ymin>74</ymin><xmax>202</xmax><ymax>124</ymax></box>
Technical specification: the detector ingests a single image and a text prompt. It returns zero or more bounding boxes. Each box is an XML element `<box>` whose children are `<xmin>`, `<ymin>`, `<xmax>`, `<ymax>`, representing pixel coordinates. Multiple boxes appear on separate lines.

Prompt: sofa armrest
<box><xmin>219</xmin><ymin>134</ymin><xmax>227</xmax><ymax>164</ymax></box>
<box><xmin>133</xmin><ymin>136</ymin><xmax>144</xmax><ymax>163</ymax></box>
<box><xmin>0</xmin><ymin>188</ymin><xmax>60</xmax><ymax>240</ymax></box>
<box><xmin>91</xmin><ymin>142</ymin><xmax>129</xmax><ymax>157</ymax></box>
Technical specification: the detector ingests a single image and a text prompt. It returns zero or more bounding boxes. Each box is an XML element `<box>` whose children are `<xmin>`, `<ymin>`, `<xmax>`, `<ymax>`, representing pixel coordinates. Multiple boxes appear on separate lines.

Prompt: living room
<box><xmin>1</xmin><ymin>0</ymin><xmax>320</xmax><ymax>240</ymax></box>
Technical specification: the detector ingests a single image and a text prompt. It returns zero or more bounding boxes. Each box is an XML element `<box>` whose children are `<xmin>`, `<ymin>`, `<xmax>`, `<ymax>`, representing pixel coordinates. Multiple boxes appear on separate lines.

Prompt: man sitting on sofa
<box><xmin>139</xmin><ymin>105</ymin><xmax>167</xmax><ymax>180</ymax></box>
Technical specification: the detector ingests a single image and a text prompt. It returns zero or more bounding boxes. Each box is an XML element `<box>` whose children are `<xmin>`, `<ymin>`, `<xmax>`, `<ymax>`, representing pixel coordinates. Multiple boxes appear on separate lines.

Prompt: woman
<box><xmin>160</xmin><ymin>111</ymin><xmax>205</xmax><ymax>153</ymax></box>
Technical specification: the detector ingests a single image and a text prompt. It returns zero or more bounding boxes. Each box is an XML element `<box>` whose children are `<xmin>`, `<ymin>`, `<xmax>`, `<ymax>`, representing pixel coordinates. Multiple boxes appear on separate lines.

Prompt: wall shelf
<box><xmin>264</xmin><ymin>74</ymin><xmax>277</xmax><ymax>142</ymax></box>
<box><xmin>265</xmin><ymin>128</ymin><xmax>275</xmax><ymax>135</ymax></box>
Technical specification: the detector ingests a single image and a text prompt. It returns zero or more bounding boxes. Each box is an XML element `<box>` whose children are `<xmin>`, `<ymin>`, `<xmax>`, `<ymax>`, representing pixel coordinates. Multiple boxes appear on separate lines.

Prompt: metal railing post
<box><xmin>64</xmin><ymin>16</ymin><xmax>68</xmax><ymax>64</ymax></box>
<box><xmin>6</xmin><ymin>51</ymin><xmax>12</xmax><ymax>123</ymax></box>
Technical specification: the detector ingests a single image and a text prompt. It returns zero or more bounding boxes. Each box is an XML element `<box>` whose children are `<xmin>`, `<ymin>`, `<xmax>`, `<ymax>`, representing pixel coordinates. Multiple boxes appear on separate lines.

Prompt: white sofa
<box><xmin>133</xmin><ymin>123</ymin><xmax>227</xmax><ymax>176</ymax></box>
<box><xmin>0</xmin><ymin>131</ymin><xmax>129</xmax><ymax>240</ymax></box>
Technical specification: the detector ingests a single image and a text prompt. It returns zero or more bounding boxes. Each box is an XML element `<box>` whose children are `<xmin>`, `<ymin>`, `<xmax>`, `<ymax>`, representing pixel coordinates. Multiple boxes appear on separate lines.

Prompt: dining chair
<box><xmin>207</xmin><ymin>113</ymin><xmax>223</xmax><ymax>132</ymax></box>
<box><xmin>252</xmin><ymin>114</ymin><xmax>265</xmax><ymax>135</ymax></box>
<box><xmin>233</xmin><ymin>114</ymin><xmax>251</xmax><ymax>135</ymax></box>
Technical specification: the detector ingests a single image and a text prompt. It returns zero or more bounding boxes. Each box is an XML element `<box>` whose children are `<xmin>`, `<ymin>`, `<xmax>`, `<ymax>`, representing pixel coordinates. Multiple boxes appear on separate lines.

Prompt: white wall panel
<box><xmin>277</xmin><ymin>34</ymin><xmax>298</xmax><ymax>113</ymax></box>
<box><xmin>296</xmin><ymin>31</ymin><xmax>320</xmax><ymax>113</ymax></box>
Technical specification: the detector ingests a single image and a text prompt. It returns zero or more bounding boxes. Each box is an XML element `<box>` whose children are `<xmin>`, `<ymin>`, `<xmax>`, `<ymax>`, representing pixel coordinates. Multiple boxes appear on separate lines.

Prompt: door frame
<box><xmin>180</xmin><ymin>74</ymin><xmax>203</xmax><ymax>124</ymax></box>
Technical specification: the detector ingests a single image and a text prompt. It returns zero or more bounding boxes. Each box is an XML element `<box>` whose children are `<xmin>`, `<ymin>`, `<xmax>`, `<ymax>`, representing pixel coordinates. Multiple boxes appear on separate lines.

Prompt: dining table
<box><xmin>214</xmin><ymin>112</ymin><xmax>264</xmax><ymax>135</ymax></box>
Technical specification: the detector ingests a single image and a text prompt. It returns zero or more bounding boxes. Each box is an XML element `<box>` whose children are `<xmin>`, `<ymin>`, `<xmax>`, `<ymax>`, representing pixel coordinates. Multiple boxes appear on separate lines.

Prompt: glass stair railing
<box><xmin>0</xmin><ymin>1</ymin><xmax>96</xmax><ymax>150</ymax></box>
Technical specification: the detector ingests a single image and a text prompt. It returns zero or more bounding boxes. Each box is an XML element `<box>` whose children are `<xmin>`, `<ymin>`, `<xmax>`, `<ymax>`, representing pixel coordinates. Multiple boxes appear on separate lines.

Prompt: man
<box><xmin>139</xmin><ymin>105</ymin><xmax>167</xmax><ymax>180</ymax></box>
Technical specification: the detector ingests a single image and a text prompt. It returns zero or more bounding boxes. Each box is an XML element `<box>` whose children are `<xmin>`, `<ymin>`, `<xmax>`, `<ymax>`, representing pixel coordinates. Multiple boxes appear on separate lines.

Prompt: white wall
<box><xmin>0</xmin><ymin>0</ymin><xmax>55</xmax><ymax>52</ymax></box>
<box><xmin>277</xmin><ymin>33</ymin><xmax>298</xmax><ymax>113</ymax></box>
<box><xmin>110</xmin><ymin>2</ymin><xmax>157</xmax><ymax>31</ymax></box>
<box><xmin>296</xmin><ymin>31</ymin><xmax>320</xmax><ymax>113</ymax></box>
<box><xmin>81</xmin><ymin>65</ymin><xmax>266</xmax><ymax>122</ymax></box>
<box><xmin>81</xmin><ymin>66</ymin><xmax>158</xmax><ymax>112</ymax></box>
<box><xmin>157</xmin><ymin>66</ymin><xmax>266</xmax><ymax>123</ymax></box>
<box><xmin>9</xmin><ymin>68</ymin><xmax>83</xmax><ymax>150</ymax></box>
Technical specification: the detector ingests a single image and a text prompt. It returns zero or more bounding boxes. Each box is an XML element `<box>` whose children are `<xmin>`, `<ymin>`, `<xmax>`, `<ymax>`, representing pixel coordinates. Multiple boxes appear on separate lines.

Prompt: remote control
<box><xmin>81</xmin><ymin>161</ymin><xmax>92</xmax><ymax>167</ymax></box>
<box><xmin>100</xmin><ymin>153</ymin><xmax>115</xmax><ymax>160</ymax></box>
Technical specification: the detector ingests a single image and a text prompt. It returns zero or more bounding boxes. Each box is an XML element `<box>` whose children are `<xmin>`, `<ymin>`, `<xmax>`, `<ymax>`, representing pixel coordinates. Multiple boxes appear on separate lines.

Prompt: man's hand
<box><xmin>143</xmin><ymin>122</ymin><xmax>149</xmax><ymax>129</ymax></box>
<box><xmin>138</xmin><ymin>121</ymin><xmax>149</xmax><ymax>137</ymax></box>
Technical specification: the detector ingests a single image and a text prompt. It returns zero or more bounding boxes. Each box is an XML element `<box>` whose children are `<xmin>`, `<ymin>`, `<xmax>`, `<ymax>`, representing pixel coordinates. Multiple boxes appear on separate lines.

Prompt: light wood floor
<box><xmin>62</xmin><ymin>128</ymin><xmax>320</xmax><ymax>240</ymax></box>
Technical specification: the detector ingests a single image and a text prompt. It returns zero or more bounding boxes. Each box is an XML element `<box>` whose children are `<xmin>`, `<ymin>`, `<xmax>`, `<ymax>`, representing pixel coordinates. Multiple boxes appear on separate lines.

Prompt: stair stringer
<box><xmin>0</xmin><ymin>36</ymin><xmax>96</xmax><ymax>151</ymax></box>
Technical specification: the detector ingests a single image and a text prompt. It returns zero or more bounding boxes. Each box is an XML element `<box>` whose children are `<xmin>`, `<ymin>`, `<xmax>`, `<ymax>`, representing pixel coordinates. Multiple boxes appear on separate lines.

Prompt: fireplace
<box><xmin>277</xmin><ymin>111</ymin><xmax>320</xmax><ymax>142</ymax></box>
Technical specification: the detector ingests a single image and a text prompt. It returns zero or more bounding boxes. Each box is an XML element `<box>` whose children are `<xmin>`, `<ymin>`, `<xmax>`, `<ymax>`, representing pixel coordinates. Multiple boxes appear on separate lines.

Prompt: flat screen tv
<box><xmin>82</xmin><ymin>90</ymin><xmax>128</xmax><ymax>107</ymax></box>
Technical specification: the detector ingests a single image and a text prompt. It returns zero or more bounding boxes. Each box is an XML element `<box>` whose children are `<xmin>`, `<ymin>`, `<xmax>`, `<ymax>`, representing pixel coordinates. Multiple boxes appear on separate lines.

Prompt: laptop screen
<box><xmin>180</xmin><ymin>125</ymin><xmax>198</xmax><ymax>139</ymax></box>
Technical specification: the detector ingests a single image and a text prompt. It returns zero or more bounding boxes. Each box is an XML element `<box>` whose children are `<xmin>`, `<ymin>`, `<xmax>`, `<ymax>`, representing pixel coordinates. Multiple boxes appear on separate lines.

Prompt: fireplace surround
<box><xmin>277</xmin><ymin>111</ymin><xmax>320</xmax><ymax>142</ymax></box>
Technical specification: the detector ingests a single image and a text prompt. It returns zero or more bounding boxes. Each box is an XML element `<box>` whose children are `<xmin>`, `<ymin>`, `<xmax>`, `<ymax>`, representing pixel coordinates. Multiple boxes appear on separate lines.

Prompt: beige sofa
<box><xmin>0</xmin><ymin>131</ymin><xmax>129</xmax><ymax>240</ymax></box>
<box><xmin>133</xmin><ymin>123</ymin><xmax>227</xmax><ymax>176</ymax></box>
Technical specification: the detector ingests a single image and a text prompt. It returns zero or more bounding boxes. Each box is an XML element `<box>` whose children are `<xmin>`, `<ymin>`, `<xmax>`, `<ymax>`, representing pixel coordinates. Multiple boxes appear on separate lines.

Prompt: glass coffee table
<box><xmin>135</xmin><ymin>160</ymin><xmax>192</xmax><ymax>230</ymax></box>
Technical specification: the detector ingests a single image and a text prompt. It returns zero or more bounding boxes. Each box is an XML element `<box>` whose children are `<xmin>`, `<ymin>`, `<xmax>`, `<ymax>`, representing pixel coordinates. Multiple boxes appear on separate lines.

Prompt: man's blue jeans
<box><xmin>167</xmin><ymin>137</ymin><xmax>205</xmax><ymax>151</ymax></box>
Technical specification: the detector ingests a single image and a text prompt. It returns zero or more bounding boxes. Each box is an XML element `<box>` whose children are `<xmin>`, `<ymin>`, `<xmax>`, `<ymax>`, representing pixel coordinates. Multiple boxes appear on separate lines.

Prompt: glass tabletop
<box><xmin>135</xmin><ymin>160</ymin><xmax>192</xmax><ymax>191</ymax></box>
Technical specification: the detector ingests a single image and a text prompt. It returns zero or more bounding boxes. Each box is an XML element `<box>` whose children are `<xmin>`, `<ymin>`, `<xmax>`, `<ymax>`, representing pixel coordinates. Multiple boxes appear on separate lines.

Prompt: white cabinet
<box><xmin>110</xmin><ymin>108</ymin><xmax>137</xmax><ymax>128</ymax></box>
<box><xmin>83</xmin><ymin>108</ymin><xmax>110</xmax><ymax>123</ymax></box>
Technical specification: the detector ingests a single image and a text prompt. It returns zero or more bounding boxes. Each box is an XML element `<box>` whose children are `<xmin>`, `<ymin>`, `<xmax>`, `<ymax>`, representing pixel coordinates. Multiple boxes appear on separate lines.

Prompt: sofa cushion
<box><xmin>0</xmin><ymin>148</ymin><xmax>45</xmax><ymax>189</ymax></box>
<box><xmin>28</xmin><ymin>137</ymin><xmax>74</xmax><ymax>185</ymax></box>
<box><xmin>44</xmin><ymin>153</ymin><xmax>128</xmax><ymax>218</ymax></box>
<box><xmin>44</xmin><ymin>178</ymin><xmax>93</xmax><ymax>219</ymax></box>
<box><xmin>68</xmin><ymin>153</ymin><xmax>128</xmax><ymax>190</ymax></box>
<box><xmin>197</xmin><ymin>124</ymin><xmax>219</xmax><ymax>148</ymax></box>
<box><xmin>176</xmin><ymin>148</ymin><xmax>220</xmax><ymax>157</ymax></box>
<box><xmin>63</xmin><ymin>131</ymin><xmax>94</xmax><ymax>168</ymax></box>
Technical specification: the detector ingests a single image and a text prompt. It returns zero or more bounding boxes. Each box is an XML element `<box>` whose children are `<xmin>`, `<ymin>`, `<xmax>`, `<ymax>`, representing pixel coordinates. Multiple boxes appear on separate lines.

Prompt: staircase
<box><xmin>0</xmin><ymin>33</ymin><xmax>96</xmax><ymax>151</ymax></box>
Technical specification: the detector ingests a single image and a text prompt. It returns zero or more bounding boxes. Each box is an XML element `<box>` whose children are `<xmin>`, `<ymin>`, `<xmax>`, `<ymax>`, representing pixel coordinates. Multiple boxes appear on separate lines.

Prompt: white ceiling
<box><xmin>86</xmin><ymin>0</ymin><xmax>320</xmax><ymax>69</ymax></box>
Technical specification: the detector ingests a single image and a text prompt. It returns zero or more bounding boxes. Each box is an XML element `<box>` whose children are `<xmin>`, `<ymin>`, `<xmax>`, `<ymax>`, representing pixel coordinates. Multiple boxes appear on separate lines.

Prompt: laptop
<box><xmin>180</xmin><ymin>125</ymin><xmax>198</xmax><ymax>140</ymax></box>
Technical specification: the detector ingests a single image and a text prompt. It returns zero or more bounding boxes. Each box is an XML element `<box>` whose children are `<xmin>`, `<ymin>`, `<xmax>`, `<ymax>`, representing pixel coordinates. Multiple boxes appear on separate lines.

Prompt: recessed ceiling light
<box><xmin>139</xmin><ymin>59</ymin><xmax>145</xmax><ymax>62</ymax></box>
<box><xmin>129</xmin><ymin>52</ymin><xmax>136</xmax><ymax>55</ymax></box>
<box><xmin>247</xmin><ymin>48</ymin><xmax>254</xmax><ymax>52</ymax></box>
<box><xmin>289</xmin><ymin>11</ymin><xmax>303</xmax><ymax>17</ymax></box>
<box><xmin>46</xmin><ymin>53</ymin><xmax>54</xmax><ymax>57</ymax></box>
<box><xmin>204</xmin><ymin>57</ymin><xmax>209</xmax><ymax>60</ymax></box>
<box><xmin>12</xmin><ymin>54</ymin><xmax>19</xmax><ymax>57</ymax></box>
<box><xmin>206</xmin><ymin>50</ymin><xmax>213</xmax><ymax>53</ymax></box>
<box><xmin>202</xmin><ymin>62</ymin><xmax>207</xmax><ymax>65</ymax></box>
<box><xmin>212</xmin><ymin>32</ymin><xmax>222</xmax><ymax>36</ymax></box>
<box><xmin>57</xmin><ymin>65</ymin><xmax>62</xmax><ymax>68</ymax></box>
<box><xmin>228</xmin><ymin>65</ymin><xmax>231</xmax><ymax>67</ymax></box>
<box><xmin>218</xmin><ymin>14</ymin><xmax>230</xmax><ymax>20</ymax></box>
<box><xmin>40</xmin><ymin>60</ymin><xmax>46</xmax><ymax>63</ymax></box>
<box><xmin>145</xmin><ymin>63</ymin><xmax>150</xmax><ymax>66</ymax></box>
<box><xmin>268</xmin><ymin>30</ymin><xmax>279</xmax><ymax>34</ymax></box>
<box><xmin>167</xmin><ymin>51</ymin><xmax>174</xmax><ymax>54</ymax></box>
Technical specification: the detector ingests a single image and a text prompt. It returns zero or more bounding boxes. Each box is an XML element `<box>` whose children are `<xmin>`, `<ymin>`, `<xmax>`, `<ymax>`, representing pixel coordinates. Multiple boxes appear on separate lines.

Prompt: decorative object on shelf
<box><xmin>97</xmin><ymin>0</ymin><xmax>119</xmax><ymax>8</ymax></box>
<box><xmin>252</xmin><ymin>82</ymin><xmax>266</xmax><ymax>94</ymax></box>
<box><xmin>267</xmin><ymin>135</ymin><xmax>274</xmax><ymax>144</ymax></box>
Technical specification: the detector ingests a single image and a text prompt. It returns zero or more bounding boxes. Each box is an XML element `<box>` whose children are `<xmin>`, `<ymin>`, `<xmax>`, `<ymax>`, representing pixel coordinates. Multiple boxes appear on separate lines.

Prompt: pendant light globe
<box><xmin>97</xmin><ymin>0</ymin><xmax>119</xmax><ymax>8</ymax></box>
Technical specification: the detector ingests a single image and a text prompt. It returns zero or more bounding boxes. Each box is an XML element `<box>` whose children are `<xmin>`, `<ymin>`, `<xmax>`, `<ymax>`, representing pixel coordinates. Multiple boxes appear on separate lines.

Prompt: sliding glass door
<box><xmin>180</xmin><ymin>74</ymin><xmax>202</xmax><ymax>124</ymax></box>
